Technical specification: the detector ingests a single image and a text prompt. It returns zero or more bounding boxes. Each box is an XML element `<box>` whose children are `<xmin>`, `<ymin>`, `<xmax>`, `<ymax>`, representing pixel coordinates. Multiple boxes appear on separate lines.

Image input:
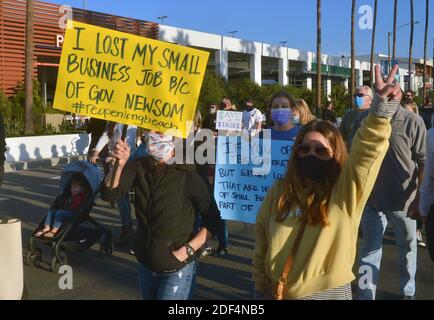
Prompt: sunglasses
<box><xmin>296</xmin><ymin>144</ymin><xmax>331</xmax><ymax>158</ymax></box>
<box><xmin>354</xmin><ymin>93</ymin><xmax>367</xmax><ymax>98</ymax></box>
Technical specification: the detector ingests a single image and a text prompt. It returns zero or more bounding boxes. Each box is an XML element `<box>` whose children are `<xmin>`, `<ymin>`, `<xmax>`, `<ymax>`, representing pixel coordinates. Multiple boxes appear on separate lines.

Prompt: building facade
<box><xmin>0</xmin><ymin>0</ymin><xmax>158</xmax><ymax>104</ymax></box>
<box><xmin>357</xmin><ymin>54</ymin><xmax>433</xmax><ymax>95</ymax></box>
<box><xmin>1</xmin><ymin>0</ymin><xmax>432</xmax><ymax>107</ymax></box>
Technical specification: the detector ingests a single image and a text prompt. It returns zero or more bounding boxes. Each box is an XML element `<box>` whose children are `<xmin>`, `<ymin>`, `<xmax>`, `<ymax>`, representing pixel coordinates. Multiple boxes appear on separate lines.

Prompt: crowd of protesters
<box><xmin>1</xmin><ymin>63</ymin><xmax>433</xmax><ymax>300</ymax></box>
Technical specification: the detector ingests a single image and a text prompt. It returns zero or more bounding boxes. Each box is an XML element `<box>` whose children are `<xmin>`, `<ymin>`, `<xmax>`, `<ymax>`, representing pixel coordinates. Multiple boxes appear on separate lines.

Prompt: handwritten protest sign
<box><xmin>214</xmin><ymin>136</ymin><xmax>293</xmax><ymax>224</ymax></box>
<box><xmin>53</xmin><ymin>21</ymin><xmax>209</xmax><ymax>138</ymax></box>
<box><xmin>216</xmin><ymin>110</ymin><xmax>243</xmax><ymax>131</ymax></box>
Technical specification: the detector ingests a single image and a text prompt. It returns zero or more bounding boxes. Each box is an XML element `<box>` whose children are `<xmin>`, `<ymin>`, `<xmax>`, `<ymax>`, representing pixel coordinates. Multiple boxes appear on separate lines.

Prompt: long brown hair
<box><xmin>276</xmin><ymin>120</ymin><xmax>348</xmax><ymax>225</ymax></box>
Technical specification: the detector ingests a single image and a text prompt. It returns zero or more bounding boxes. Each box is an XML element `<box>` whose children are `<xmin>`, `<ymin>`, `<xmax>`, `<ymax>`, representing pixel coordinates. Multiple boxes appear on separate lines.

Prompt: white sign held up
<box><xmin>216</xmin><ymin>111</ymin><xmax>243</xmax><ymax>131</ymax></box>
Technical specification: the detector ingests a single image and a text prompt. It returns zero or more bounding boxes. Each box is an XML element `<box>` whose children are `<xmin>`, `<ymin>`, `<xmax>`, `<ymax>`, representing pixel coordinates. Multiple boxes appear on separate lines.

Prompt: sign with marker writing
<box><xmin>53</xmin><ymin>21</ymin><xmax>209</xmax><ymax>138</ymax></box>
<box><xmin>216</xmin><ymin>110</ymin><xmax>243</xmax><ymax>131</ymax></box>
<box><xmin>214</xmin><ymin>136</ymin><xmax>293</xmax><ymax>224</ymax></box>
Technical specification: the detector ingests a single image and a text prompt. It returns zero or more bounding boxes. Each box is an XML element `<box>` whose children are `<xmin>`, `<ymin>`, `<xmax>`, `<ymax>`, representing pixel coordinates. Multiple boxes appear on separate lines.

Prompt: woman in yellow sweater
<box><xmin>253</xmin><ymin>65</ymin><xmax>403</xmax><ymax>300</ymax></box>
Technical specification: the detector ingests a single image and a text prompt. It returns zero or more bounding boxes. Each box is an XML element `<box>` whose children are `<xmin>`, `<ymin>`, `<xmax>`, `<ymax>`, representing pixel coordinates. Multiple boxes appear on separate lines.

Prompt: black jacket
<box><xmin>322</xmin><ymin>109</ymin><xmax>337</xmax><ymax>125</ymax></box>
<box><xmin>0</xmin><ymin>113</ymin><xmax>5</xmax><ymax>165</ymax></box>
<box><xmin>203</xmin><ymin>113</ymin><xmax>217</xmax><ymax>132</ymax></box>
<box><xmin>100</xmin><ymin>156</ymin><xmax>216</xmax><ymax>273</ymax></box>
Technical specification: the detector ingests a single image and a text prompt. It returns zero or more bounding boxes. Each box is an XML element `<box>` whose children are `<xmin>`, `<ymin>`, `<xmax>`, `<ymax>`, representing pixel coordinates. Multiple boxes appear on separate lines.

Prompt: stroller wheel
<box><xmin>51</xmin><ymin>251</ymin><xmax>68</xmax><ymax>273</ymax></box>
<box><xmin>99</xmin><ymin>242</ymin><xmax>113</xmax><ymax>258</ymax></box>
<box><xmin>27</xmin><ymin>248</ymin><xmax>42</xmax><ymax>268</ymax></box>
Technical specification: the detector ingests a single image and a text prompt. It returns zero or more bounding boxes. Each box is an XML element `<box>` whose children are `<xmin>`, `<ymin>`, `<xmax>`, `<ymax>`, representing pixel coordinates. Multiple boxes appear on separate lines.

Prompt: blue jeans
<box><xmin>138</xmin><ymin>260</ymin><xmax>197</xmax><ymax>300</ymax></box>
<box><xmin>117</xmin><ymin>193</ymin><xmax>132</xmax><ymax>227</ymax></box>
<box><xmin>356</xmin><ymin>206</ymin><xmax>417</xmax><ymax>299</ymax></box>
<box><xmin>217</xmin><ymin>220</ymin><xmax>228</xmax><ymax>249</ymax></box>
<box><xmin>44</xmin><ymin>209</ymin><xmax>75</xmax><ymax>229</ymax></box>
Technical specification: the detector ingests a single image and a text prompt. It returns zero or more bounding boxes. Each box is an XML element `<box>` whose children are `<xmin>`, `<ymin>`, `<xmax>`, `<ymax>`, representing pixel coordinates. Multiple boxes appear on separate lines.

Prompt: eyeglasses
<box><xmin>296</xmin><ymin>144</ymin><xmax>331</xmax><ymax>159</ymax></box>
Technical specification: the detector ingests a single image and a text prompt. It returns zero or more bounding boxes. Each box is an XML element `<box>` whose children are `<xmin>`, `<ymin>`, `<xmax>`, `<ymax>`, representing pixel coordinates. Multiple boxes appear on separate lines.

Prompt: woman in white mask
<box><xmin>100</xmin><ymin>131</ymin><xmax>220</xmax><ymax>300</ymax></box>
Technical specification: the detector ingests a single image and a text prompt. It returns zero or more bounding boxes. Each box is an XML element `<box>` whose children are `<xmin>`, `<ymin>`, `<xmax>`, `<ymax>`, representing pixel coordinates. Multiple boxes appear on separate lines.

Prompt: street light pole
<box><xmin>228</xmin><ymin>31</ymin><xmax>238</xmax><ymax>38</ymax></box>
<box><xmin>388</xmin><ymin>32</ymin><xmax>391</xmax><ymax>74</ymax></box>
<box><xmin>387</xmin><ymin>21</ymin><xmax>419</xmax><ymax>74</ymax></box>
<box><xmin>157</xmin><ymin>16</ymin><xmax>168</xmax><ymax>25</ymax></box>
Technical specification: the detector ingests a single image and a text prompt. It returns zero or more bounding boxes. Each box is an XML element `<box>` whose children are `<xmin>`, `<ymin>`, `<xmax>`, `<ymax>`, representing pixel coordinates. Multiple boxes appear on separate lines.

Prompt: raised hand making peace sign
<box><xmin>374</xmin><ymin>64</ymin><xmax>402</xmax><ymax>102</ymax></box>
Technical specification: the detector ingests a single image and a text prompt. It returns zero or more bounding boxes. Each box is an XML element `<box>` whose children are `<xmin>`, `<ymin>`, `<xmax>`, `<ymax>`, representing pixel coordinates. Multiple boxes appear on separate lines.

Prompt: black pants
<box><xmin>0</xmin><ymin>165</ymin><xmax>4</xmax><ymax>187</ymax></box>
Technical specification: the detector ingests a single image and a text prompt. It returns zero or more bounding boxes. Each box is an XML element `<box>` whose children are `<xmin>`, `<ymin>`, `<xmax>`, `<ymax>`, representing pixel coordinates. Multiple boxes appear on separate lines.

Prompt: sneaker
<box><xmin>212</xmin><ymin>247</ymin><xmax>228</xmax><ymax>257</ymax></box>
<box><xmin>196</xmin><ymin>244</ymin><xmax>213</xmax><ymax>259</ymax></box>
<box><xmin>417</xmin><ymin>230</ymin><xmax>426</xmax><ymax>248</ymax></box>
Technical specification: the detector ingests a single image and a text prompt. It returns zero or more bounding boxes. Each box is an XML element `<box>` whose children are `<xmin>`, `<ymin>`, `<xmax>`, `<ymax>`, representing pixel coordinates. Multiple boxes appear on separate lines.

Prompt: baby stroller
<box><xmin>27</xmin><ymin>161</ymin><xmax>113</xmax><ymax>273</ymax></box>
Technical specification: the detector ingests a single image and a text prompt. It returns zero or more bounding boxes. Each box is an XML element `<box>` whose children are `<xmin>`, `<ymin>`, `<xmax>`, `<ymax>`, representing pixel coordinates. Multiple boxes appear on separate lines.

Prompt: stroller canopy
<box><xmin>60</xmin><ymin>161</ymin><xmax>103</xmax><ymax>194</ymax></box>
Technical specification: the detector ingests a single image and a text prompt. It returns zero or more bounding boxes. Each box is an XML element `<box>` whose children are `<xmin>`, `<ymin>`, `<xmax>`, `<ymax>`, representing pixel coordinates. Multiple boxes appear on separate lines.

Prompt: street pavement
<box><xmin>1</xmin><ymin>165</ymin><xmax>433</xmax><ymax>300</ymax></box>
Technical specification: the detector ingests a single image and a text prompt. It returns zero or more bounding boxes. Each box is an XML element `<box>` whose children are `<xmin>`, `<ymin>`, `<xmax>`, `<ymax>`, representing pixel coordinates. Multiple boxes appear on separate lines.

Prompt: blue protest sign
<box><xmin>214</xmin><ymin>136</ymin><xmax>293</xmax><ymax>224</ymax></box>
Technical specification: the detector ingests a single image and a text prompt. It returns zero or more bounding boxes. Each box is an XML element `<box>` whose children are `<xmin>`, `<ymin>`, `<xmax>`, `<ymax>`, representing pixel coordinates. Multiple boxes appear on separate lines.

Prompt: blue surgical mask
<box><xmin>271</xmin><ymin>109</ymin><xmax>292</xmax><ymax>126</ymax></box>
<box><xmin>291</xmin><ymin>115</ymin><xmax>300</xmax><ymax>125</ymax></box>
<box><xmin>355</xmin><ymin>96</ymin><xmax>365</xmax><ymax>109</ymax></box>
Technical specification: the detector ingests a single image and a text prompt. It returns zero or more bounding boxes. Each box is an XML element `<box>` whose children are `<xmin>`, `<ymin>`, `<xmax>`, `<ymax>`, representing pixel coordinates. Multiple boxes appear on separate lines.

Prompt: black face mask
<box><xmin>296</xmin><ymin>155</ymin><xmax>334</xmax><ymax>182</ymax></box>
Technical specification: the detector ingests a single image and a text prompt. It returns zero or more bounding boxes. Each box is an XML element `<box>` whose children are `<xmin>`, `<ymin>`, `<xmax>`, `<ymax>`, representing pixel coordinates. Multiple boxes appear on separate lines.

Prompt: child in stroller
<box><xmin>34</xmin><ymin>174</ymin><xmax>90</xmax><ymax>238</ymax></box>
<box><xmin>28</xmin><ymin>161</ymin><xmax>113</xmax><ymax>273</ymax></box>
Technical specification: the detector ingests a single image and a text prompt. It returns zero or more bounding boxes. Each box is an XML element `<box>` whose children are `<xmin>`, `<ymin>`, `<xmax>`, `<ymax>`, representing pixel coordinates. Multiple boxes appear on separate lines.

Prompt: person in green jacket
<box><xmin>253</xmin><ymin>65</ymin><xmax>402</xmax><ymax>300</ymax></box>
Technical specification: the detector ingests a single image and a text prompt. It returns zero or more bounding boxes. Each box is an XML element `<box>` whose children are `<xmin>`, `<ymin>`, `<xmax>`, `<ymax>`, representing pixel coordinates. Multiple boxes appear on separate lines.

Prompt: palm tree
<box><xmin>409</xmin><ymin>0</ymin><xmax>414</xmax><ymax>91</ymax></box>
<box><xmin>370</xmin><ymin>0</ymin><xmax>378</xmax><ymax>87</ymax></box>
<box><xmin>24</xmin><ymin>0</ymin><xmax>34</xmax><ymax>135</ymax></box>
<box><xmin>423</xmin><ymin>0</ymin><xmax>430</xmax><ymax>101</ymax></box>
<box><xmin>351</xmin><ymin>0</ymin><xmax>356</xmax><ymax>109</ymax></box>
<box><xmin>392</xmin><ymin>0</ymin><xmax>398</xmax><ymax>62</ymax></box>
<box><xmin>316</xmin><ymin>0</ymin><xmax>322</xmax><ymax>114</ymax></box>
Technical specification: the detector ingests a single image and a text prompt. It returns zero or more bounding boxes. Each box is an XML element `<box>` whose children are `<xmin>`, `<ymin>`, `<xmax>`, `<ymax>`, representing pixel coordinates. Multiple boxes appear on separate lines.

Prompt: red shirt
<box><xmin>69</xmin><ymin>191</ymin><xmax>89</xmax><ymax>210</ymax></box>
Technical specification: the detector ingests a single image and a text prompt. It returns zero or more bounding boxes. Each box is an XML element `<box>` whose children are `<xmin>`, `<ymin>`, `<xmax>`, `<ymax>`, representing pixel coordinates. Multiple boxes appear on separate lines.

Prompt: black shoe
<box><xmin>115</xmin><ymin>225</ymin><xmax>133</xmax><ymax>248</ymax></box>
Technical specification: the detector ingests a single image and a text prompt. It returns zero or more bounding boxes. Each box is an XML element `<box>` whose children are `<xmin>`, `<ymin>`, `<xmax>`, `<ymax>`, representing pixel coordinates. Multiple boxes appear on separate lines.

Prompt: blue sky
<box><xmin>45</xmin><ymin>0</ymin><xmax>433</xmax><ymax>59</ymax></box>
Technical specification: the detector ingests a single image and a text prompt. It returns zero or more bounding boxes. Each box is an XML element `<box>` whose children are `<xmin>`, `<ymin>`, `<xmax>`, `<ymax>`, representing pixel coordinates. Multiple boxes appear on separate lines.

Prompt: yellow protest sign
<box><xmin>53</xmin><ymin>21</ymin><xmax>209</xmax><ymax>138</ymax></box>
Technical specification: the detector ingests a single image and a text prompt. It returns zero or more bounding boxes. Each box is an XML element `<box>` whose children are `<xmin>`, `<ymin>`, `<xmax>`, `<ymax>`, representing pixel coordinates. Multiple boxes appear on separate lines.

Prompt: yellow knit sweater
<box><xmin>253</xmin><ymin>114</ymin><xmax>392</xmax><ymax>299</ymax></box>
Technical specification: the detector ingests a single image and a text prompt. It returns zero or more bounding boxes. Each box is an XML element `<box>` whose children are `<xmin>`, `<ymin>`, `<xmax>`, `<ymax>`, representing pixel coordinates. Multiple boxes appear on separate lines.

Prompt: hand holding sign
<box><xmin>107</xmin><ymin>138</ymin><xmax>131</xmax><ymax>168</ymax></box>
<box><xmin>216</xmin><ymin>111</ymin><xmax>243</xmax><ymax>131</ymax></box>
